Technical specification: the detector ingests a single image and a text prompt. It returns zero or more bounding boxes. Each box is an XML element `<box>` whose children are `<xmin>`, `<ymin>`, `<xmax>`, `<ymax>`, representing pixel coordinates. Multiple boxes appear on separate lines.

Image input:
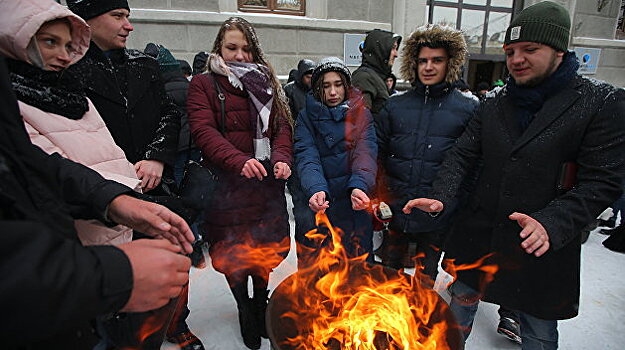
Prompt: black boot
<box><xmin>253</xmin><ymin>289</ymin><xmax>269</xmax><ymax>339</ymax></box>
<box><xmin>230</xmin><ymin>282</ymin><xmax>261</xmax><ymax>349</ymax></box>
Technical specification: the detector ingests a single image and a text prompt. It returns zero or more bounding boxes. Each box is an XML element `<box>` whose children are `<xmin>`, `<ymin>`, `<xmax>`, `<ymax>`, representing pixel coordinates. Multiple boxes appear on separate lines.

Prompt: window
<box><xmin>238</xmin><ymin>0</ymin><xmax>305</xmax><ymax>16</ymax></box>
<box><xmin>427</xmin><ymin>0</ymin><xmax>516</xmax><ymax>57</ymax></box>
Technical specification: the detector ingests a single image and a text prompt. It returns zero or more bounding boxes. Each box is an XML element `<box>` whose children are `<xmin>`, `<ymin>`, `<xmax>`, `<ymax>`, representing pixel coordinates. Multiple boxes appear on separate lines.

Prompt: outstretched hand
<box><xmin>509</xmin><ymin>212</ymin><xmax>550</xmax><ymax>257</ymax></box>
<box><xmin>309</xmin><ymin>191</ymin><xmax>330</xmax><ymax>213</ymax></box>
<box><xmin>108</xmin><ymin>195</ymin><xmax>195</xmax><ymax>254</ymax></box>
<box><xmin>351</xmin><ymin>188</ymin><xmax>370</xmax><ymax>211</ymax></box>
<box><xmin>118</xmin><ymin>239</ymin><xmax>191</xmax><ymax>312</ymax></box>
<box><xmin>274</xmin><ymin>162</ymin><xmax>291</xmax><ymax>180</ymax></box>
<box><xmin>402</xmin><ymin>198</ymin><xmax>444</xmax><ymax>214</ymax></box>
<box><xmin>241</xmin><ymin>158</ymin><xmax>268</xmax><ymax>180</ymax></box>
<box><xmin>134</xmin><ymin>160</ymin><xmax>164</xmax><ymax>192</ymax></box>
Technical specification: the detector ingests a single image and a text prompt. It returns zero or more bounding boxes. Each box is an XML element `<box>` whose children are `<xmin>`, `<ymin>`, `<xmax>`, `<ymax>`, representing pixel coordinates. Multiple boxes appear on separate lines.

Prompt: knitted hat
<box><xmin>192</xmin><ymin>51</ymin><xmax>209</xmax><ymax>75</ymax></box>
<box><xmin>311</xmin><ymin>57</ymin><xmax>351</xmax><ymax>88</ymax></box>
<box><xmin>156</xmin><ymin>46</ymin><xmax>181</xmax><ymax>73</ymax></box>
<box><xmin>66</xmin><ymin>0</ymin><xmax>130</xmax><ymax>21</ymax></box>
<box><xmin>504</xmin><ymin>1</ymin><xmax>570</xmax><ymax>52</ymax></box>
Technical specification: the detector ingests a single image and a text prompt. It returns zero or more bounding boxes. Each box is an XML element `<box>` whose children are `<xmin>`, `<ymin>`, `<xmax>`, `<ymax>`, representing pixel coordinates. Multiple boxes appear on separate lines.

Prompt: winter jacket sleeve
<box><xmin>347</xmin><ymin>108</ymin><xmax>377</xmax><ymax>194</ymax></box>
<box><xmin>270</xmin><ymin>110</ymin><xmax>293</xmax><ymax>167</ymax></box>
<box><xmin>1</xmin><ymin>221</ymin><xmax>132</xmax><ymax>343</ymax></box>
<box><xmin>187</xmin><ymin>74</ymin><xmax>250</xmax><ymax>174</ymax></box>
<box><xmin>294</xmin><ymin>110</ymin><xmax>329</xmax><ymax>198</ymax></box>
<box><xmin>531</xmin><ymin>88</ymin><xmax>625</xmax><ymax>250</ymax></box>
<box><xmin>143</xmin><ymin>71</ymin><xmax>181</xmax><ymax>166</ymax></box>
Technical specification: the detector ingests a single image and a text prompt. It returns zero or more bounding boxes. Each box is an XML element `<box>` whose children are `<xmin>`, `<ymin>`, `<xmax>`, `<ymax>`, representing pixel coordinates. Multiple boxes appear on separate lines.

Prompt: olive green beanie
<box><xmin>504</xmin><ymin>1</ymin><xmax>570</xmax><ymax>52</ymax></box>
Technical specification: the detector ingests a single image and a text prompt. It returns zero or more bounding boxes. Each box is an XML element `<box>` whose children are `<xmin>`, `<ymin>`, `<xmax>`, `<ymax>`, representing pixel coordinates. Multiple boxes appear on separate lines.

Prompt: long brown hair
<box><xmin>212</xmin><ymin>17</ymin><xmax>293</xmax><ymax>129</ymax></box>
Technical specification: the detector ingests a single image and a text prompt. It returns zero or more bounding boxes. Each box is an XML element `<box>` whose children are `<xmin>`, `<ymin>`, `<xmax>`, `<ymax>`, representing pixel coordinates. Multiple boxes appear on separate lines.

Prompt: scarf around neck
<box><xmin>506</xmin><ymin>51</ymin><xmax>580</xmax><ymax>131</ymax></box>
<box><xmin>209</xmin><ymin>54</ymin><xmax>273</xmax><ymax>160</ymax></box>
<box><xmin>7</xmin><ymin>59</ymin><xmax>88</xmax><ymax>120</ymax></box>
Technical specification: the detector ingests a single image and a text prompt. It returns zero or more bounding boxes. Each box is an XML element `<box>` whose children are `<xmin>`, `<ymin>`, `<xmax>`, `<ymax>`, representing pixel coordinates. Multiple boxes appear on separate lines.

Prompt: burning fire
<box><xmin>274</xmin><ymin>212</ymin><xmax>495</xmax><ymax>350</ymax></box>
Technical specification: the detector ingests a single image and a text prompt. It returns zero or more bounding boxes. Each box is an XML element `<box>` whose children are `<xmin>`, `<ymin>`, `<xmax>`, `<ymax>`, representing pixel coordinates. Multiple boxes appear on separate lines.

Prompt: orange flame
<box><xmin>275</xmin><ymin>212</ymin><xmax>467</xmax><ymax>349</ymax></box>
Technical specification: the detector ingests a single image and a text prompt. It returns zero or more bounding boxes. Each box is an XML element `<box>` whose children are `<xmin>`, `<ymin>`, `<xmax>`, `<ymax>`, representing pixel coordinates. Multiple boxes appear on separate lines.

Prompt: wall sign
<box><xmin>344</xmin><ymin>33</ymin><xmax>367</xmax><ymax>66</ymax></box>
<box><xmin>574</xmin><ymin>47</ymin><xmax>602</xmax><ymax>75</ymax></box>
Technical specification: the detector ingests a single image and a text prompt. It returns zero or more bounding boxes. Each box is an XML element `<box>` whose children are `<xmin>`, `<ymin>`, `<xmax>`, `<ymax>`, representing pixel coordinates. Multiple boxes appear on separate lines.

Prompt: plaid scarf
<box><xmin>209</xmin><ymin>54</ymin><xmax>272</xmax><ymax>160</ymax></box>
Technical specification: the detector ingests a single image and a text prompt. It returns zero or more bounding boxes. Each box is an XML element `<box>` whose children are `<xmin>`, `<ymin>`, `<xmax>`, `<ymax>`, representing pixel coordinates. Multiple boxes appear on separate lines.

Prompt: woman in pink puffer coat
<box><xmin>0</xmin><ymin>0</ymin><xmax>141</xmax><ymax>245</ymax></box>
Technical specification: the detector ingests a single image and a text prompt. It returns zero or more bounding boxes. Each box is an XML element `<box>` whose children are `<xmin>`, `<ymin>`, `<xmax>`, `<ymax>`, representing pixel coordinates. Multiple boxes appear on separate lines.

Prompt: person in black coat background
<box><xmin>0</xmin><ymin>55</ymin><xmax>193</xmax><ymax>349</ymax></box>
<box><xmin>404</xmin><ymin>2</ymin><xmax>625</xmax><ymax>348</ymax></box>
<box><xmin>67</xmin><ymin>0</ymin><xmax>181</xmax><ymax>196</ymax></box>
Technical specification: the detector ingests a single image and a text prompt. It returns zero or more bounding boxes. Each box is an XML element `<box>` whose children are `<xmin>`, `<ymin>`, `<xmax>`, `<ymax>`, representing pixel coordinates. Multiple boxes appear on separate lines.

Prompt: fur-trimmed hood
<box><xmin>400</xmin><ymin>24</ymin><xmax>467</xmax><ymax>84</ymax></box>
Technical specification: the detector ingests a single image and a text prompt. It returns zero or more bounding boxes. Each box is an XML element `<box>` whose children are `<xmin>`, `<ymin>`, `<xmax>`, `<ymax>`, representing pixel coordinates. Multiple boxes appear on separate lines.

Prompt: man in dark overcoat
<box><xmin>404</xmin><ymin>2</ymin><xmax>625</xmax><ymax>349</ymax></box>
<box><xmin>67</xmin><ymin>0</ymin><xmax>180</xmax><ymax>195</ymax></box>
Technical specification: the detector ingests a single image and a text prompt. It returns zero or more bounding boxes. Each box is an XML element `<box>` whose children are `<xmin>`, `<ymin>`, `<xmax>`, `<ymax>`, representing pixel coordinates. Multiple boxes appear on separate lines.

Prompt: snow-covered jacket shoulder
<box><xmin>294</xmin><ymin>91</ymin><xmax>377</xmax><ymax>200</ymax></box>
<box><xmin>0</xmin><ymin>0</ymin><xmax>90</xmax><ymax>66</ymax></box>
<box><xmin>19</xmin><ymin>98</ymin><xmax>140</xmax><ymax>245</ymax></box>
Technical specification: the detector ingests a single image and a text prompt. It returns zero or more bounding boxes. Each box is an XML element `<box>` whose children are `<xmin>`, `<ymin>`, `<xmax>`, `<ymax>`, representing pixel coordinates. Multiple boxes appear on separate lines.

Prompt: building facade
<box><xmin>60</xmin><ymin>0</ymin><xmax>624</xmax><ymax>88</ymax></box>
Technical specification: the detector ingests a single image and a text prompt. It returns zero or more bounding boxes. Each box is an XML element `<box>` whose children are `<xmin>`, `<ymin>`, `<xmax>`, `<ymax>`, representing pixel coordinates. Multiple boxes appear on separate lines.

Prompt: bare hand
<box><xmin>274</xmin><ymin>162</ymin><xmax>291</xmax><ymax>180</ymax></box>
<box><xmin>108</xmin><ymin>195</ymin><xmax>195</xmax><ymax>254</ymax></box>
<box><xmin>402</xmin><ymin>198</ymin><xmax>444</xmax><ymax>214</ymax></box>
<box><xmin>309</xmin><ymin>191</ymin><xmax>330</xmax><ymax>213</ymax></box>
<box><xmin>134</xmin><ymin>160</ymin><xmax>165</xmax><ymax>192</ymax></box>
<box><xmin>510</xmin><ymin>212</ymin><xmax>550</xmax><ymax>257</ymax></box>
<box><xmin>241</xmin><ymin>158</ymin><xmax>268</xmax><ymax>180</ymax></box>
<box><xmin>118</xmin><ymin>239</ymin><xmax>191</xmax><ymax>312</ymax></box>
<box><xmin>351</xmin><ymin>188</ymin><xmax>370</xmax><ymax>211</ymax></box>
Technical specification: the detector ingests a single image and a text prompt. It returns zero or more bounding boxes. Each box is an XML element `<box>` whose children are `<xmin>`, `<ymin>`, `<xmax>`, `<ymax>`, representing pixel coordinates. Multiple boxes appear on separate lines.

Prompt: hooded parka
<box><xmin>376</xmin><ymin>25</ymin><xmax>478</xmax><ymax>234</ymax></box>
<box><xmin>294</xmin><ymin>90</ymin><xmax>378</xmax><ymax>258</ymax></box>
<box><xmin>0</xmin><ymin>0</ymin><xmax>140</xmax><ymax>246</ymax></box>
<box><xmin>352</xmin><ymin>29</ymin><xmax>401</xmax><ymax>115</ymax></box>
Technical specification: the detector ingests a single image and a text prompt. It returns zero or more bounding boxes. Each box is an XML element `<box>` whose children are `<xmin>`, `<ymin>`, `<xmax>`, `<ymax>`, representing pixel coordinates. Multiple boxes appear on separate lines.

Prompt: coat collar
<box><xmin>305</xmin><ymin>92</ymin><xmax>349</xmax><ymax>122</ymax></box>
<box><xmin>505</xmin><ymin>76</ymin><xmax>582</xmax><ymax>153</ymax></box>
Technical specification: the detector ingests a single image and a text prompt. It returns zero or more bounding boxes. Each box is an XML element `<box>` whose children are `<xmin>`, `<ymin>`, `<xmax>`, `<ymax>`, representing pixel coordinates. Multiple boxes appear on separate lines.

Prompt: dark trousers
<box><xmin>383</xmin><ymin>228</ymin><xmax>446</xmax><ymax>282</ymax></box>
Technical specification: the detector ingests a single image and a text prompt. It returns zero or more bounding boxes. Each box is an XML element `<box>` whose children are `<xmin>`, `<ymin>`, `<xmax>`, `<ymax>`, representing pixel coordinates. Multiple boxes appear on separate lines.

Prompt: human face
<box><xmin>88</xmin><ymin>9</ymin><xmax>134</xmax><ymax>51</ymax></box>
<box><xmin>505</xmin><ymin>42</ymin><xmax>564</xmax><ymax>87</ymax></box>
<box><xmin>388</xmin><ymin>40</ymin><xmax>399</xmax><ymax>66</ymax></box>
<box><xmin>35</xmin><ymin>20</ymin><xmax>73</xmax><ymax>71</ymax></box>
<box><xmin>322</xmin><ymin>71</ymin><xmax>346</xmax><ymax>108</ymax></box>
<box><xmin>386</xmin><ymin>77</ymin><xmax>394</xmax><ymax>91</ymax></box>
<box><xmin>220</xmin><ymin>29</ymin><xmax>252</xmax><ymax>63</ymax></box>
<box><xmin>417</xmin><ymin>47</ymin><xmax>448</xmax><ymax>85</ymax></box>
<box><xmin>302</xmin><ymin>73</ymin><xmax>312</xmax><ymax>88</ymax></box>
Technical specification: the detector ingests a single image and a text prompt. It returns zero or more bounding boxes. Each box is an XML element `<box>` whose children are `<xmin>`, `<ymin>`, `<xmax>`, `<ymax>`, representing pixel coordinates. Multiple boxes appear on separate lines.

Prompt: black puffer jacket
<box><xmin>377</xmin><ymin>81</ymin><xmax>478</xmax><ymax>233</ymax></box>
<box><xmin>283</xmin><ymin>59</ymin><xmax>315</xmax><ymax>117</ymax></box>
<box><xmin>70</xmin><ymin>42</ymin><xmax>181</xmax><ymax>166</ymax></box>
<box><xmin>352</xmin><ymin>29</ymin><xmax>401</xmax><ymax>114</ymax></box>
<box><xmin>162</xmin><ymin>70</ymin><xmax>193</xmax><ymax>151</ymax></box>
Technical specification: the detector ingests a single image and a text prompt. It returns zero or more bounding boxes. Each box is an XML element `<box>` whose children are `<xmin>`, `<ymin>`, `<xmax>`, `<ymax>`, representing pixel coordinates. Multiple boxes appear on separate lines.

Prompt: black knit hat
<box><xmin>67</xmin><ymin>0</ymin><xmax>130</xmax><ymax>21</ymax></box>
<box><xmin>311</xmin><ymin>57</ymin><xmax>351</xmax><ymax>88</ymax></box>
<box><xmin>504</xmin><ymin>1</ymin><xmax>570</xmax><ymax>52</ymax></box>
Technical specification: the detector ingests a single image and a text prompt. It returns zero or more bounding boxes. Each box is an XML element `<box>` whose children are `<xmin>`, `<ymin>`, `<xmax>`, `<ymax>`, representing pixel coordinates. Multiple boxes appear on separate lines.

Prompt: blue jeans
<box><xmin>448</xmin><ymin>280</ymin><xmax>559</xmax><ymax>350</ymax></box>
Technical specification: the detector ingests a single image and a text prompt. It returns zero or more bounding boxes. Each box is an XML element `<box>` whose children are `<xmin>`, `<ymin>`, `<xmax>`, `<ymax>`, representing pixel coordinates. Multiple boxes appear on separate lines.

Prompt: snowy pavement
<box><xmin>164</xmin><ymin>196</ymin><xmax>625</xmax><ymax>349</ymax></box>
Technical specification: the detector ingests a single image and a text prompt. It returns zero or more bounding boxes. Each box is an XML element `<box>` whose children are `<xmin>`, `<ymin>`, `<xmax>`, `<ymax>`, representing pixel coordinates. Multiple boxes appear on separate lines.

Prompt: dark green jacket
<box><xmin>352</xmin><ymin>29</ymin><xmax>400</xmax><ymax>115</ymax></box>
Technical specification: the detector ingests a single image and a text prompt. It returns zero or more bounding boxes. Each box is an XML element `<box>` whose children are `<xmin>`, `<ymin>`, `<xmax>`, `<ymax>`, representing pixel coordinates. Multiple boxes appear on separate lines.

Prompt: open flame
<box><xmin>272</xmin><ymin>212</ymin><xmax>489</xmax><ymax>350</ymax></box>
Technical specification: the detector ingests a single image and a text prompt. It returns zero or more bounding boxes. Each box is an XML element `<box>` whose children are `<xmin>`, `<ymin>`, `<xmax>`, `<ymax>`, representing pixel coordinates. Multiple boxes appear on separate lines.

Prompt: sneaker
<box><xmin>167</xmin><ymin>330</ymin><xmax>205</xmax><ymax>350</ymax></box>
<box><xmin>497</xmin><ymin>317</ymin><xmax>522</xmax><ymax>345</ymax></box>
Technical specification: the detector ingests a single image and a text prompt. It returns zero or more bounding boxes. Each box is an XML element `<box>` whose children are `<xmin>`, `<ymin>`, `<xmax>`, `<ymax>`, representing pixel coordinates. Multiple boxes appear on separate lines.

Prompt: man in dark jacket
<box><xmin>404</xmin><ymin>2</ymin><xmax>625</xmax><ymax>348</ymax></box>
<box><xmin>0</xmin><ymin>56</ymin><xmax>193</xmax><ymax>349</ymax></box>
<box><xmin>375</xmin><ymin>25</ymin><xmax>478</xmax><ymax>281</ymax></box>
<box><xmin>352</xmin><ymin>29</ymin><xmax>401</xmax><ymax>115</ymax></box>
<box><xmin>67</xmin><ymin>0</ymin><xmax>181</xmax><ymax>196</ymax></box>
<box><xmin>283</xmin><ymin>59</ymin><xmax>315</xmax><ymax>118</ymax></box>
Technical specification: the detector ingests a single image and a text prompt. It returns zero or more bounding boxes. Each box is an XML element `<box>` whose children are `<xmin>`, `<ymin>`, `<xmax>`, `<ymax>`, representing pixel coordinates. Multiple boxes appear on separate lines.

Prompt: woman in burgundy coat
<box><xmin>187</xmin><ymin>17</ymin><xmax>293</xmax><ymax>349</ymax></box>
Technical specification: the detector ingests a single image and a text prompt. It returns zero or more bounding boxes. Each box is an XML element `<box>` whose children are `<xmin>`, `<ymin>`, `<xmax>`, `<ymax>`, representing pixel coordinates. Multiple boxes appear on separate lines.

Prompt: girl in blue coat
<box><xmin>294</xmin><ymin>57</ymin><xmax>377</xmax><ymax>264</ymax></box>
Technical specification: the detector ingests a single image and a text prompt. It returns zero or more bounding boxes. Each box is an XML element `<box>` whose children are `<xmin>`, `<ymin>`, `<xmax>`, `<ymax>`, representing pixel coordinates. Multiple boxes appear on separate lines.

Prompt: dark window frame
<box><xmin>617</xmin><ymin>0</ymin><xmax>625</xmax><ymax>35</ymax></box>
<box><xmin>238</xmin><ymin>0</ymin><xmax>306</xmax><ymax>16</ymax></box>
<box><xmin>426</xmin><ymin>0</ymin><xmax>516</xmax><ymax>56</ymax></box>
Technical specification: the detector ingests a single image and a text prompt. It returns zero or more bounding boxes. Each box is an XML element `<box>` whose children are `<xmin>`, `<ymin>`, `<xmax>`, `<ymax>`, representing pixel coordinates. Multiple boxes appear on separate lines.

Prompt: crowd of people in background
<box><xmin>1</xmin><ymin>1</ymin><xmax>625</xmax><ymax>350</ymax></box>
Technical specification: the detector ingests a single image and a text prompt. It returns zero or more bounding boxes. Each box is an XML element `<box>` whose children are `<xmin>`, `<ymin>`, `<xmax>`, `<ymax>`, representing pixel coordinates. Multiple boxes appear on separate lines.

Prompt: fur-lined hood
<box><xmin>400</xmin><ymin>24</ymin><xmax>467</xmax><ymax>84</ymax></box>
